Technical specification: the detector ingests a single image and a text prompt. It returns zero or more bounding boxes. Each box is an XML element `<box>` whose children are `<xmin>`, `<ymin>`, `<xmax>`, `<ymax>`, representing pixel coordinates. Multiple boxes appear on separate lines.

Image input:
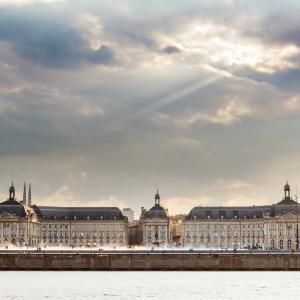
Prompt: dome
<box><xmin>143</xmin><ymin>205</ymin><xmax>167</xmax><ymax>219</ymax></box>
<box><xmin>0</xmin><ymin>205</ymin><xmax>26</xmax><ymax>217</ymax></box>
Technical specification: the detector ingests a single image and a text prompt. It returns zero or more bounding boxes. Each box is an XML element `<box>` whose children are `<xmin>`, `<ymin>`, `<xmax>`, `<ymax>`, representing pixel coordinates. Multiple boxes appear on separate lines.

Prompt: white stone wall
<box><xmin>184</xmin><ymin>215</ymin><xmax>300</xmax><ymax>250</ymax></box>
<box><xmin>40</xmin><ymin>220</ymin><xmax>128</xmax><ymax>247</ymax></box>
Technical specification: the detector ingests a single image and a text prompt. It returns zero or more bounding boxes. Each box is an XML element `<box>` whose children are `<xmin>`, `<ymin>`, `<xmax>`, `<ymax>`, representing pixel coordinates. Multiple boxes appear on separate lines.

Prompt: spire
<box><xmin>9</xmin><ymin>182</ymin><xmax>15</xmax><ymax>200</ymax></box>
<box><xmin>23</xmin><ymin>182</ymin><xmax>27</xmax><ymax>205</ymax></box>
<box><xmin>155</xmin><ymin>189</ymin><xmax>160</xmax><ymax>206</ymax></box>
<box><xmin>28</xmin><ymin>183</ymin><xmax>32</xmax><ymax>206</ymax></box>
<box><xmin>284</xmin><ymin>181</ymin><xmax>291</xmax><ymax>199</ymax></box>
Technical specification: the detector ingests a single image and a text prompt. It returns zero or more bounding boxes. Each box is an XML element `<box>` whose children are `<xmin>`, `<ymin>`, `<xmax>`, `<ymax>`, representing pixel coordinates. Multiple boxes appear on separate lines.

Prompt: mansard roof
<box><xmin>186</xmin><ymin>205</ymin><xmax>271</xmax><ymax>220</ymax></box>
<box><xmin>186</xmin><ymin>202</ymin><xmax>300</xmax><ymax>220</ymax></box>
<box><xmin>32</xmin><ymin>205</ymin><xmax>127</xmax><ymax>221</ymax></box>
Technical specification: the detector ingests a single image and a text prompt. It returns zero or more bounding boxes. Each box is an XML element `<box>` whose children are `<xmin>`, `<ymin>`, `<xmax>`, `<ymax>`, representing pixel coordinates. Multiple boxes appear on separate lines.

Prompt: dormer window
<box><xmin>219</xmin><ymin>210</ymin><xmax>225</xmax><ymax>219</ymax></box>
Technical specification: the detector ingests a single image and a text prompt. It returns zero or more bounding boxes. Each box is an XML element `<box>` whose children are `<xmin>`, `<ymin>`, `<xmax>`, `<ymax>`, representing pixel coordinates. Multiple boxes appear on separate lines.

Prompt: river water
<box><xmin>0</xmin><ymin>271</ymin><xmax>299</xmax><ymax>299</ymax></box>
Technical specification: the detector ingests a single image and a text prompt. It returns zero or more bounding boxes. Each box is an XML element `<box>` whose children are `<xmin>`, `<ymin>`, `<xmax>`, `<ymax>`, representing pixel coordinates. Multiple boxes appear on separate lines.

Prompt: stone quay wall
<box><xmin>0</xmin><ymin>253</ymin><xmax>300</xmax><ymax>270</ymax></box>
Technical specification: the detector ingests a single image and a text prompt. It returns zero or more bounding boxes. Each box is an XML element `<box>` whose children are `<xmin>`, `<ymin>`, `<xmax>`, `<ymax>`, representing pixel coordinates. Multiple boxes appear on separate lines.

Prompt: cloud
<box><xmin>1</xmin><ymin>0</ymin><xmax>300</xmax><ymax>215</ymax></box>
<box><xmin>162</xmin><ymin>45</ymin><xmax>181</xmax><ymax>54</ymax></box>
<box><xmin>244</xmin><ymin>12</ymin><xmax>300</xmax><ymax>48</ymax></box>
<box><xmin>38</xmin><ymin>184</ymin><xmax>127</xmax><ymax>208</ymax></box>
<box><xmin>163</xmin><ymin>196</ymin><xmax>214</xmax><ymax>215</ymax></box>
<box><xmin>87</xmin><ymin>45</ymin><xmax>114</xmax><ymax>64</ymax></box>
<box><xmin>0</xmin><ymin>7</ymin><xmax>114</xmax><ymax>68</ymax></box>
<box><xmin>176</xmin><ymin>101</ymin><xmax>252</xmax><ymax>126</ymax></box>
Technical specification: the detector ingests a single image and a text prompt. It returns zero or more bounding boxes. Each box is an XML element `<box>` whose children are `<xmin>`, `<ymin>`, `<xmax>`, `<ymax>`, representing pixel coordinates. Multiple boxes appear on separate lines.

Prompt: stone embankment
<box><xmin>0</xmin><ymin>252</ymin><xmax>300</xmax><ymax>270</ymax></box>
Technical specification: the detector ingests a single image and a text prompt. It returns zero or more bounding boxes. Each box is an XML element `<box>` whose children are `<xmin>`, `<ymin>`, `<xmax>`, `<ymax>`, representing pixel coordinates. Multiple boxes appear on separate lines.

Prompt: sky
<box><xmin>1</xmin><ymin>0</ymin><xmax>300</xmax><ymax>217</ymax></box>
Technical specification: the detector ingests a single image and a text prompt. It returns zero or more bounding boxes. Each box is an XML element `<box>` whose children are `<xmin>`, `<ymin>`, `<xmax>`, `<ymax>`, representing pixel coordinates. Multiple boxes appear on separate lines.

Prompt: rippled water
<box><xmin>0</xmin><ymin>272</ymin><xmax>299</xmax><ymax>299</ymax></box>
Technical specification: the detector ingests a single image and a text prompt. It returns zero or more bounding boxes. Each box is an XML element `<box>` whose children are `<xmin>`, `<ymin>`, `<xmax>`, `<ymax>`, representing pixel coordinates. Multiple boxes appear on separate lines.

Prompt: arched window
<box><xmin>279</xmin><ymin>239</ymin><xmax>283</xmax><ymax>250</ymax></box>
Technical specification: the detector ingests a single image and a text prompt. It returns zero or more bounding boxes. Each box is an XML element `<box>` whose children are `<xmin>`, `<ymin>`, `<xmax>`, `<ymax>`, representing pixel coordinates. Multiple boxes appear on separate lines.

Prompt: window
<box><xmin>206</xmin><ymin>211</ymin><xmax>212</xmax><ymax>219</ymax></box>
<box><xmin>271</xmin><ymin>239</ymin><xmax>275</xmax><ymax>250</ymax></box>
<box><xmin>279</xmin><ymin>239</ymin><xmax>283</xmax><ymax>250</ymax></box>
<box><xmin>219</xmin><ymin>210</ymin><xmax>225</xmax><ymax>219</ymax></box>
<box><xmin>287</xmin><ymin>240</ymin><xmax>292</xmax><ymax>250</ymax></box>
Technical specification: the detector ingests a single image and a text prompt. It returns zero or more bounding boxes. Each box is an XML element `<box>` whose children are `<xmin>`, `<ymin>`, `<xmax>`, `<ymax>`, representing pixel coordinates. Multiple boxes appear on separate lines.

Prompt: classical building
<box><xmin>184</xmin><ymin>183</ymin><xmax>300</xmax><ymax>251</ymax></box>
<box><xmin>33</xmin><ymin>206</ymin><xmax>128</xmax><ymax>247</ymax></box>
<box><xmin>0</xmin><ymin>183</ymin><xmax>128</xmax><ymax>247</ymax></box>
<box><xmin>0</xmin><ymin>183</ymin><xmax>38</xmax><ymax>246</ymax></box>
<box><xmin>138</xmin><ymin>190</ymin><xmax>169</xmax><ymax>246</ymax></box>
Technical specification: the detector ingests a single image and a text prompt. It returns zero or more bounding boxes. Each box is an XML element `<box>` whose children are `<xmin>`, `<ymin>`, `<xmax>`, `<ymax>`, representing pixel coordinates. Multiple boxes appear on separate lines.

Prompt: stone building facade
<box><xmin>184</xmin><ymin>183</ymin><xmax>300</xmax><ymax>251</ymax></box>
<box><xmin>0</xmin><ymin>183</ymin><xmax>39</xmax><ymax>246</ymax></box>
<box><xmin>0</xmin><ymin>183</ymin><xmax>128</xmax><ymax>247</ymax></box>
<box><xmin>138</xmin><ymin>191</ymin><xmax>169</xmax><ymax>246</ymax></box>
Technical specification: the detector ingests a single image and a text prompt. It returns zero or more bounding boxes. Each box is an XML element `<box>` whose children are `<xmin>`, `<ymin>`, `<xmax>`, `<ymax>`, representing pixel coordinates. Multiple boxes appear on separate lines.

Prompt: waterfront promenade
<box><xmin>0</xmin><ymin>249</ymin><xmax>300</xmax><ymax>270</ymax></box>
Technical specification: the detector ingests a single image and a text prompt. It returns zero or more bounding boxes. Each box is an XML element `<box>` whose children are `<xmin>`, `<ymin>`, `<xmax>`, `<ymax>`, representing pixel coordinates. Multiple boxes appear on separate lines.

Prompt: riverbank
<box><xmin>0</xmin><ymin>252</ymin><xmax>300</xmax><ymax>270</ymax></box>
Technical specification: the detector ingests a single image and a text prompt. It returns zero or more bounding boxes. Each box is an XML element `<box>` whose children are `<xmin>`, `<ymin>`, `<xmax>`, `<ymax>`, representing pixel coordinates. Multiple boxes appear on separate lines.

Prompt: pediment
<box><xmin>279</xmin><ymin>211</ymin><xmax>297</xmax><ymax>219</ymax></box>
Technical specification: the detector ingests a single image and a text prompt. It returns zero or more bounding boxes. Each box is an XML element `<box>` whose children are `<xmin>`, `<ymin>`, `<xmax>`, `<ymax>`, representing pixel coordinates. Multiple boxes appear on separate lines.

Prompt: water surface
<box><xmin>0</xmin><ymin>271</ymin><xmax>298</xmax><ymax>299</ymax></box>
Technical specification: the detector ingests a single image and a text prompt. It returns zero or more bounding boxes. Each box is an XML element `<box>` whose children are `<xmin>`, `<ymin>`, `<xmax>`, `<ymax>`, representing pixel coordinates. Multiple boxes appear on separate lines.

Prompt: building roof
<box><xmin>0</xmin><ymin>205</ymin><xmax>27</xmax><ymax>218</ymax></box>
<box><xmin>0</xmin><ymin>190</ymin><xmax>27</xmax><ymax>218</ymax></box>
<box><xmin>186</xmin><ymin>205</ymin><xmax>271</xmax><ymax>220</ymax></box>
<box><xmin>276</xmin><ymin>198</ymin><xmax>298</xmax><ymax>205</ymax></box>
<box><xmin>143</xmin><ymin>204</ymin><xmax>168</xmax><ymax>219</ymax></box>
<box><xmin>0</xmin><ymin>198</ymin><xmax>23</xmax><ymax>206</ymax></box>
<box><xmin>186</xmin><ymin>202</ymin><xmax>300</xmax><ymax>220</ymax></box>
<box><xmin>32</xmin><ymin>205</ymin><xmax>127</xmax><ymax>221</ymax></box>
<box><xmin>186</xmin><ymin>183</ymin><xmax>300</xmax><ymax>220</ymax></box>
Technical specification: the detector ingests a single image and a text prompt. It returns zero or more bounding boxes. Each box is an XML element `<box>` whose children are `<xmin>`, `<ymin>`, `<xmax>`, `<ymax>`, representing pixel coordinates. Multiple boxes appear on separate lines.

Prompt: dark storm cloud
<box><xmin>0</xmin><ymin>8</ymin><xmax>114</xmax><ymax>68</ymax></box>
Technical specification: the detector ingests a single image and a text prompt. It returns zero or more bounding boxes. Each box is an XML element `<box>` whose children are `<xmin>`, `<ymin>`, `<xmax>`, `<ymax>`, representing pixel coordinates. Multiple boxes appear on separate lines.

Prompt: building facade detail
<box><xmin>184</xmin><ymin>183</ymin><xmax>300</xmax><ymax>251</ymax></box>
<box><xmin>0</xmin><ymin>183</ymin><xmax>128</xmax><ymax>247</ymax></box>
<box><xmin>138</xmin><ymin>190</ymin><xmax>169</xmax><ymax>246</ymax></box>
<box><xmin>1</xmin><ymin>182</ymin><xmax>300</xmax><ymax>250</ymax></box>
<box><xmin>0</xmin><ymin>183</ymin><xmax>39</xmax><ymax>246</ymax></box>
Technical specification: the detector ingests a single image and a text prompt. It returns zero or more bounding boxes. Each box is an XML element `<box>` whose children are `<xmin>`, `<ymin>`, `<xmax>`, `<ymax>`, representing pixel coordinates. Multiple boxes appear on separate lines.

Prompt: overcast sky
<box><xmin>1</xmin><ymin>0</ymin><xmax>300</xmax><ymax>216</ymax></box>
